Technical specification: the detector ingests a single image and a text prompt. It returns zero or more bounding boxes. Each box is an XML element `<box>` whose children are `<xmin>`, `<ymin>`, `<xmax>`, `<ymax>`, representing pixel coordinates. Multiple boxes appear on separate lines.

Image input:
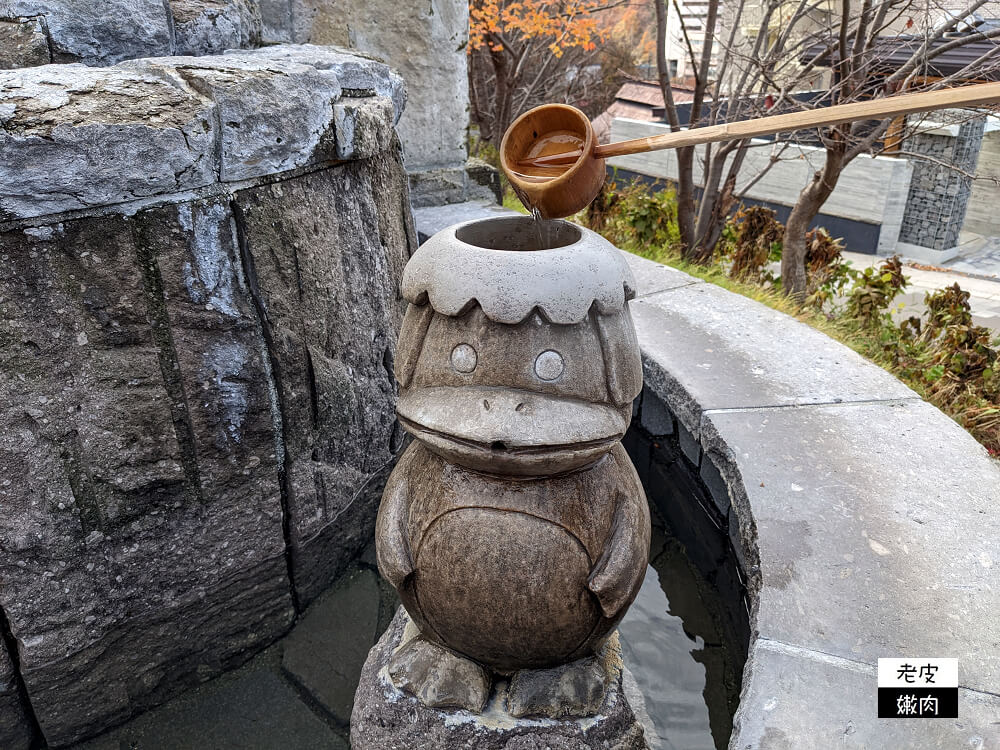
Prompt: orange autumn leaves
<box><xmin>469</xmin><ymin>0</ymin><xmax>609</xmax><ymax>58</ymax></box>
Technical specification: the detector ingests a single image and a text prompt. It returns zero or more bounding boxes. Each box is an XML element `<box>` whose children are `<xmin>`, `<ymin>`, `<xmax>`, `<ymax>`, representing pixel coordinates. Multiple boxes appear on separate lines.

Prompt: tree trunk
<box><xmin>655</xmin><ymin>0</ymin><xmax>697</xmax><ymax>256</ymax></box>
<box><xmin>782</xmin><ymin>144</ymin><xmax>845</xmax><ymax>298</ymax></box>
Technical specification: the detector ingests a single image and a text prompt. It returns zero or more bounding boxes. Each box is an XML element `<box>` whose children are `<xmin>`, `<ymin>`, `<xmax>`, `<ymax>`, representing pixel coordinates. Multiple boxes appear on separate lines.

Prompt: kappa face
<box><xmin>396</xmin><ymin>305</ymin><xmax>638</xmax><ymax>476</ymax></box>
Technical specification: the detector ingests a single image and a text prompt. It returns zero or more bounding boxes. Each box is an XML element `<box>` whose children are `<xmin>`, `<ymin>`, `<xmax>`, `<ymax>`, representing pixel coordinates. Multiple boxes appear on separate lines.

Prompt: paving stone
<box><xmin>77</xmin><ymin>663</ymin><xmax>347</xmax><ymax>750</ymax></box>
<box><xmin>631</xmin><ymin>283</ymin><xmax>917</xmax><ymax>435</ymax></box>
<box><xmin>733</xmin><ymin>640</ymin><xmax>1000</xmax><ymax>749</ymax></box>
<box><xmin>620</xmin><ymin>250</ymin><xmax>701</xmax><ymax>298</ymax></box>
<box><xmin>281</xmin><ymin>567</ymin><xmax>382</xmax><ymax>725</ymax></box>
<box><xmin>702</xmin><ymin>400</ymin><xmax>1000</xmax><ymax>696</ymax></box>
<box><xmin>677</xmin><ymin>419</ymin><xmax>701</xmax><ymax>466</ymax></box>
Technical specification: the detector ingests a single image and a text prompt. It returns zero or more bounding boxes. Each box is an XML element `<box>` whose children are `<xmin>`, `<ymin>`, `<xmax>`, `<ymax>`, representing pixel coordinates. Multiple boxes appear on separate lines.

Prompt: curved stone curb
<box><xmin>625</xmin><ymin>251</ymin><xmax>1000</xmax><ymax>748</ymax></box>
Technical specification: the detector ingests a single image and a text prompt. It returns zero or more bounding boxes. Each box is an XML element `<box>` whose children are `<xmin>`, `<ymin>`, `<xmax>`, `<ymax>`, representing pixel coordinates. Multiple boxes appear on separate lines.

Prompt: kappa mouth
<box><xmin>397</xmin><ymin>415</ymin><xmax>620</xmax><ymax>456</ymax></box>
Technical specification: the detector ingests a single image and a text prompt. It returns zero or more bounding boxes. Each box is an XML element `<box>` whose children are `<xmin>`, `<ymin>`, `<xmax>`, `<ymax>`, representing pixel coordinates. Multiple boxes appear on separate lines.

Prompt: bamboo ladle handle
<box><xmin>521</xmin><ymin>82</ymin><xmax>1000</xmax><ymax>168</ymax></box>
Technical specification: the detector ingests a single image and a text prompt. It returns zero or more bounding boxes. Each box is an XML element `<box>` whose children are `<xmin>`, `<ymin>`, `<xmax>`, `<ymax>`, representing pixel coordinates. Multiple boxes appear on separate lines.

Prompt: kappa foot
<box><xmin>507</xmin><ymin>652</ymin><xmax>608</xmax><ymax>719</ymax></box>
<box><xmin>387</xmin><ymin>635</ymin><xmax>491</xmax><ymax>712</ymax></box>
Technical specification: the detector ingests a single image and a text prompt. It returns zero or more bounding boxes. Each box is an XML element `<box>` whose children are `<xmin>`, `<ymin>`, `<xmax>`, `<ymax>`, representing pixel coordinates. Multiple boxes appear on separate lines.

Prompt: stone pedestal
<box><xmin>351</xmin><ymin>608</ymin><xmax>648</xmax><ymax>750</ymax></box>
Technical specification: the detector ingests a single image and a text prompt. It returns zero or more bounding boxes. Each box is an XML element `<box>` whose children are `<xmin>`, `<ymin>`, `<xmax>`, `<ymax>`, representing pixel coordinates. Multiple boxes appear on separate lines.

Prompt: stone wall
<box><xmin>961</xmin><ymin>123</ymin><xmax>1000</xmax><ymax>238</ymax></box>
<box><xmin>0</xmin><ymin>47</ymin><xmax>413</xmax><ymax>748</ymax></box>
<box><xmin>898</xmin><ymin>110</ymin><xmax>986</xmax><ymax>254</ymax></box>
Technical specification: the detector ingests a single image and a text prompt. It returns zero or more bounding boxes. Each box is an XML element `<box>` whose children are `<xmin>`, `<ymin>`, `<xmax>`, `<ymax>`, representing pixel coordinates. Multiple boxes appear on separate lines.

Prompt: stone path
<box><xmin>942</xmin><ymin>234</ymin><xmax>1000</xmax><ymax>279</ymax></box>
<box><xmin>74</xmin><ymin>556</ymin><xmax>398</xmax><ymax>750</ymax></box>
<box><xmin>843</xmin><ymin>250</ymin><xmax>1000</xmax><ymax>335</ymax></box>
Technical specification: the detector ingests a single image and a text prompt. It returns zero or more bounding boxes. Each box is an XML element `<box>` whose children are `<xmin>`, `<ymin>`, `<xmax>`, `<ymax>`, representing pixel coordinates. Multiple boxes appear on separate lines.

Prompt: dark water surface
<box><xmin>78</xmin><ymin>449</ymin><xmax>745</xmax><ymax>750</ymax></box>
<box><xmin>619</xmin><ymin>506</ymin><xmax>744</xmax><ymax>750</ymax></box>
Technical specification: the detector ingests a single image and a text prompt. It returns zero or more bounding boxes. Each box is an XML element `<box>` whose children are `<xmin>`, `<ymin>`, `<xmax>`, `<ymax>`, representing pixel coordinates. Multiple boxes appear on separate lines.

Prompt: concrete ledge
<box><xmin>626</xmin><ymin>251</ymin><xmax>1000</xmax><ymax>748</ymax></box>
<box><xmin>0</xmin><ymin>45</ymin><xmax>404</xmax><ymax>221</ymax></box>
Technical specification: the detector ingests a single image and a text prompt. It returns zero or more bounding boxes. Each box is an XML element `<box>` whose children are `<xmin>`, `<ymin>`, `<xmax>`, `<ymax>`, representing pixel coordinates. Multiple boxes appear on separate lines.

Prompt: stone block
<box><xmin>702</xmin><ymin>400</ymin><xmax>1000</xmax><ymax>695</ymax></box>
<box><xmin>733</xmin><ymin>640</ymin><xmax>1000</xmax><ymax>749</ymax></box>
<box><xmin>698</xmin><ymin>453</ymin><xmax>729</xmax><ymax>515</ymax></box>
<box><xmin>632</xmin><ymin>283</ymin><xmax>917</xmax><ymax>436</ymax></box>
<box><xmin>130</xmin><ymin>54</ymin><xmax>343</xmax><ymax>183</ymax></box>
<box><xmin>0</xmin><ymin>64</ymin><xmax>217</xmax><ymax>220</ymax></box>
<box><xmin>677</xmin><ymin>419</ymin><xmax>701</xmax><ymax>466</ymax></box>
<box><xmin>0</xmin><ymin>0</ymin><xmax>172</xmax><ymax>65</ymax></box>
<box><xmin>332</xmin><ymin>95</ymin><xmax>395</xmax><ymax>160</ymax></box>
<box><xmin>288</xmin><ymin>0</ymin><xmax>467</xmax><ymax>171</ymax></box>
<box><xmin>237</xmin><ymin>44</ymin><xmax>405</xmax><ymax>124</ymax></box>
<box><xmin>0</xmin><ymin>16</ymin><xmax>50</xmax><ymax>69</ymax></box>
<box><xmin>0</xmin><ymin>642</ymin><xmax>34</xmax><ymax>750</ymax></box>
<box><xmin>408</xmin><ymin>165</ymin><xmax>473</xmax><ymax>208</ymax></box>
<box><xmin>232</xmin><ymin>156</ymin><xmax>411</xmax><ymax>605</ymax></box>
<box><xmin>0</xmin><ymin>207</ymin><xmax>295</xmax><ymax>746</ymax></box>
<box><xmin>258</xmin><ymin>0</ymin><xmax>292</xmax><ymax>42</ymax></box>
<box><xmin>351</xmin><ymin>609</ymin><xmax>647</xmax><ymax>749</ymax></box>
<box><xmin>170</xmin><ymin>0</ymin><xmax>262</xmax><ymax>56</ymax></box>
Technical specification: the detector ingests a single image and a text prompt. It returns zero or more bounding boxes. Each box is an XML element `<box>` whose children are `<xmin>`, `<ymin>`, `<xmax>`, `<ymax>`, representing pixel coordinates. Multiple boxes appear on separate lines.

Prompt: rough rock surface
<box><xmin>0</xmin><ymin>64</ymin><xmax>218</xmax><ymax>220</ymax></box>
<box><xmin>351</xmin><ymin>609</ymin><xmax>648</xmax><ymax>750</ymax></box>
<box><xmin>170</xmin><ymin>0</ymin><xmax>262</xmax><ymax>56</ymax></box>
<box><xmin>0</xmin><ymin>642</ymin><xmax>34</xmax><ymax>750</ymax></box>
<box><xmin>0</xmin><ymin>16</ymin><xmax>50</xmax><ymax>68</ymax></box>
<box><xmin>0</xmin><ymin>0</ymin><xmax>172</xmax><ymax>64</ymax></box>
<box><xmin>278</xmin><ymin>0</ymin><xmax>469</xmax><ymax>172</ymax></box>
<box><xmin>0</xmin><ymin>48</ymin><xmax>404</xmax><ymax>219</ymax></box>
<box><xmin>231</xmin><ymin>155</ymin><xmax>412</xmax><ymax>604</ymax></box>
<box><xmin>0</xmin><ymin>0</ymin><xmax>265</xmax><ymax>67</ymax></box>
<box><xmin>134</xmin><ymin>54</ymin><xmax>345</xmax><ymax>183</ymax></box>
<box><xmin>0</xmin><ymin>48</ymin><xmax>413</xmax><ymax>746</ymax></box>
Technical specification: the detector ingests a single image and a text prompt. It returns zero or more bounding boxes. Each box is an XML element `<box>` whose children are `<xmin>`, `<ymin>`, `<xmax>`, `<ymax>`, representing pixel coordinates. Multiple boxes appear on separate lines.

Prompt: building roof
<box><xmin>803</xmin><ymin>31</ymin><xmax>1000</xmax><ymax>81</ymax></box>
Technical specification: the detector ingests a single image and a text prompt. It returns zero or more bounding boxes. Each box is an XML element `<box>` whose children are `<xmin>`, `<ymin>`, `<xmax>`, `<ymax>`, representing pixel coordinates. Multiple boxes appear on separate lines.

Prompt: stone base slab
<box><xmin>351</xmin><ymin>608</ymin><xmax>648</xmax><ymax>750</ymax></box>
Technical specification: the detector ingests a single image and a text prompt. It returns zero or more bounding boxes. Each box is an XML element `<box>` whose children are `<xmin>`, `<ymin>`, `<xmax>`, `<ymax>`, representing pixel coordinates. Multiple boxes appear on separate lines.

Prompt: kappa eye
<box><xmin>450</xmin><ymin>343</ymin><xmax>478</xmax><ymax>373</ymax></box>
<box><xmin>534</xmin><ymin>350</ymin><xmax>564</xmax><ymax>381</ymax></box>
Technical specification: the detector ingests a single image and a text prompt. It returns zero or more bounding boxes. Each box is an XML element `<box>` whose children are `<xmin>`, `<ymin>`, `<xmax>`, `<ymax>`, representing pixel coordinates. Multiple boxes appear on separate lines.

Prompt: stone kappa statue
<box><xmin>375</xmin><ymin>216</ymin><xmax>650</xmax><ymax>713</ymax></box>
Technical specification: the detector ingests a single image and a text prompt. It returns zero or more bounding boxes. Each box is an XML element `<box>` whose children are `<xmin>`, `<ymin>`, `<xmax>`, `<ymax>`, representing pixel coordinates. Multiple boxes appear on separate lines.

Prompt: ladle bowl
<box><xmin>500</xmin><ymin>104</ymin><xmax>604</xmax><ymax>220</ymax></box>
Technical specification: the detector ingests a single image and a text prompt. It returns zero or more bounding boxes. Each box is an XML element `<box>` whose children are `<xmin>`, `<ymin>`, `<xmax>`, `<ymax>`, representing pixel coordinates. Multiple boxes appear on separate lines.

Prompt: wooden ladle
<box><xmin>500</xmin><ymin>82</ymin><xmax>1000</xmax><ymax>219</ymax></box>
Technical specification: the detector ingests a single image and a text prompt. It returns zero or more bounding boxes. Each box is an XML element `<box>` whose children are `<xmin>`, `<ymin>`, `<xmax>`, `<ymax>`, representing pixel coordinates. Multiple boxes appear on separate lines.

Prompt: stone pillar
<box><xmin>0</xmin><ymin>47</ymin><xmax>413</xmax><ymax>746</ymax></box>
<box><xmin>897</xmin><ymin>109</ymin><xmax>986</xmax><ymax>259</ymax></box>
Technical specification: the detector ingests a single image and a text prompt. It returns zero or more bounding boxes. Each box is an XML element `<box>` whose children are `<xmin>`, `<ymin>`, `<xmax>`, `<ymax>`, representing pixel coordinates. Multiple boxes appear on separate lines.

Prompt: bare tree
<box><xmin>779</xmin><ymin>4</ymin><xmax>1000</xmax><ymax>296</ymax></box>
<box><xmin>652</xmin><ymin>0</ymin><xmax>1000</xmax><ymax>290</ymax></box>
